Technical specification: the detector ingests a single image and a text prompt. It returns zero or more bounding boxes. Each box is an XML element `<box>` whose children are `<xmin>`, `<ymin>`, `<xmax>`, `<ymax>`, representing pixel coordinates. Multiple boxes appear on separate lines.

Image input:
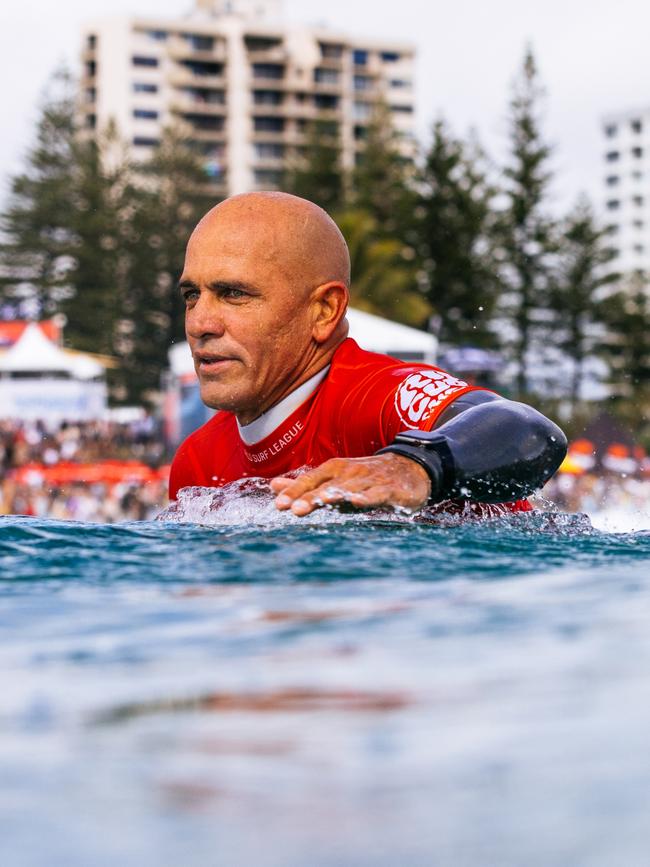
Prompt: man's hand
<box><xmin>270</xmin><ymin>453</ymin><xmax>431</xmax><ymax>516</ymax></box>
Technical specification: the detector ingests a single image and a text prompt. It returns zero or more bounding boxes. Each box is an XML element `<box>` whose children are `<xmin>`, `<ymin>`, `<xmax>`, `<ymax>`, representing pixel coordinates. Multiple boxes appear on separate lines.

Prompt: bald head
<box><xmin>190</xmin><ymin>191</ymin><xmax>351</xmax><ymax>293</ymax></box>
<box><xmin>180</xmin><ymin>192</ymin><xmax>351</xmax><ymax>423</ymax></box>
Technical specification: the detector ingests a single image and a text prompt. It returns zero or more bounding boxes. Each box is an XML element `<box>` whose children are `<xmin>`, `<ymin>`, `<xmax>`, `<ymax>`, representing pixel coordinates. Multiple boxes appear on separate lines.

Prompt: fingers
<box><xmin>272</xmin><ymin>460</ymin><xmax>343</xmax><ymax>512</ymax></box>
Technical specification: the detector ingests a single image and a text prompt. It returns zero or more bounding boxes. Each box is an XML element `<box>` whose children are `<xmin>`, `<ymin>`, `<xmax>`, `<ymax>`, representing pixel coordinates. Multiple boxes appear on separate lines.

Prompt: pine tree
<box><xmin>416</xmin><ymin>119</ymin><xmax>500</xmax><ymax>348</ymax></box>
<box><xmin>350</xmin><ymin>102</ymin><xmax>417</xmax><ymax>241</ymax></box>
<box><xmin>599</xmin><ymin>271</ymin><xmax>650</xmax><ymax>442</ymax></box>
<box><xmin>549</xmin><ymin>198</ymin><xmax>619</xmax><ymax>409</ymax></box>
<box><xmin>283</xmin><ymin>117</ymin><xmax>345</xmax><ymax>213</ymax></box>
<box><xmin>0</xmin><ymin>68</ymin><xmax>78</xmax><ymax>317</ymax></box>
<box><xmin>116</xmin><ymin>127</ymin><xmax>218</xmax><ymax>404</ymax></box>
<box><xmin>498</xmin><ymin>47</ymin><xmax>556</xmax><ymax>398</ymax></box>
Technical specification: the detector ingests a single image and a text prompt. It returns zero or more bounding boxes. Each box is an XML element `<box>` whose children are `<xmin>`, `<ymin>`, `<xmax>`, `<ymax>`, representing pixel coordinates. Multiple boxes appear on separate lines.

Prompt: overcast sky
<box><xmin>1</xmin><ymin>0</ymin><xmax>648</xmax><ymax>215</ymax></box>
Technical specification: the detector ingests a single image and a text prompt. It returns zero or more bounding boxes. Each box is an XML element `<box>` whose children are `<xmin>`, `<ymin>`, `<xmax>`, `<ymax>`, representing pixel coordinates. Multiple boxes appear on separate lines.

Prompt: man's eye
<box><xmin>182</xmin><ymin>290</ymin><xmax>199</xmax><ymax>303</ymax></box>
<box><xmin>224</xmin><ymin>288</ymin><xmax>246</xmax><ymax>299</ymax></box>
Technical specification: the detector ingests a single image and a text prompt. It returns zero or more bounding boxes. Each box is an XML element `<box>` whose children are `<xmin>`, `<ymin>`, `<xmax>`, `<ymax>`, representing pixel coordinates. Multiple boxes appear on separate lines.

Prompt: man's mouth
<box><xmin>194</xmin><ymin>353</ymin><xmax>237</xmax><ymax>373</ymax></box>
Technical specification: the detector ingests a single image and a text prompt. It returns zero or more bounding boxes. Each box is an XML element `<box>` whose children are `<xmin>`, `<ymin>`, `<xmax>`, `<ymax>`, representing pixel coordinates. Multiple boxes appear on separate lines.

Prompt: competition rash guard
<box><xmin>169</xmin><ymin>338</ymin><xmax>531</xmax><ymax>513</ymax></box>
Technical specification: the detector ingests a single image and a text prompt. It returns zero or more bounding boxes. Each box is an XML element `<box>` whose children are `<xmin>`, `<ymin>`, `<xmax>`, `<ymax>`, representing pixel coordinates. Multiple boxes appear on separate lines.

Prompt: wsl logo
<box><xmin>395</xmin><ymin>371</ymin><xmax>468</xmax><ymax>428</ymax></box>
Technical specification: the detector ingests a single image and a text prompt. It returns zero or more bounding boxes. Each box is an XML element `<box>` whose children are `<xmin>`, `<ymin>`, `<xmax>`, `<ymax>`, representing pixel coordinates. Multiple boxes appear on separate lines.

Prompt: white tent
<box><xmin>168</xmin><ymin>307</ymin><xmax>437</xmax><ymax>378</ymax></box>
<box><xmin>0</xmin><ymin>323</ymin><xmax>104</xmax><ymax>379</ymax></box>
<box><xmin>0</xmin><ymin>324</ymin><xmax>107</xmax><ymax>421</ymax></box>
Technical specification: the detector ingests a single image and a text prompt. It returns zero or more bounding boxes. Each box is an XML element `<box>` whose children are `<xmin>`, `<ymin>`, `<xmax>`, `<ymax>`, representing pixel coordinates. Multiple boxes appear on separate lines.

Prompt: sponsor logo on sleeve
<box><xmin>395</xmin><ymin>371</ymin><xmax>468</xmax><ymax>428</ymax></box>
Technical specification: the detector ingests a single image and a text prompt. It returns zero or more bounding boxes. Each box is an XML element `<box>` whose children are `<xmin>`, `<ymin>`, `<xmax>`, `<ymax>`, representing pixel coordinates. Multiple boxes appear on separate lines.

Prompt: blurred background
<box><xmin>0</xmin><ymin>0</ymin><xmax>648</xmax><ymax>524</ymax></box>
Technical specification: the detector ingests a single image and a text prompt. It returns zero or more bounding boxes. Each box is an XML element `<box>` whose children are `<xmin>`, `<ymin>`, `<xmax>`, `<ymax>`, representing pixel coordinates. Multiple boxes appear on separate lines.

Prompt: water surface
<box><xmin>1</xmin><ymin>500</ymin><xmax>650</xmax><ymax>867</ymax></box>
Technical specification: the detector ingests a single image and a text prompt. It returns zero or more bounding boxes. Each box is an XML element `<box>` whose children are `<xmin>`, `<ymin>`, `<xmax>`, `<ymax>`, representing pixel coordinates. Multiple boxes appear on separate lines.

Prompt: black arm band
<box><xmin>376</xmin><ymin>399</ymin><xmax>567</xmax><ymax>504</ymax></box>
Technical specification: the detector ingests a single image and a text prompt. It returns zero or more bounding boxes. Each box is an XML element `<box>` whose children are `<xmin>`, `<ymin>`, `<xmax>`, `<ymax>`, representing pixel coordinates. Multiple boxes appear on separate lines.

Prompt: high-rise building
<box><xmin>600</xmin><ymin>107</ymin><xmax>650</xmax><ymax>275</ymax></box>
<box><xmin>80</xmin><ymin>0</ymin><xmax>416</xmax><ymax>197</ymax></box>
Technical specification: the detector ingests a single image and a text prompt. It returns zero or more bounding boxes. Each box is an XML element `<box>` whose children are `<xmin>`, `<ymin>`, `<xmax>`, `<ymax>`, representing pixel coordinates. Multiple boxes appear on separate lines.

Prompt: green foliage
<box><xmin>0</xmin><ymin>68</ymin><xmax>78</xmax><ymax>316</ymax></box>
<box><xmin>337</xmin><ymin>208</ymin><xmax>430</xmax><ymax>327</ymax></box>
<box><xmin>598</xmin><ymin>272</ymin><xmax>650</xmax><ymax>440</ymax></box>
<box><xmin>115</xmin><ymin>128</ymin><xmax>218</xmax><ymax>404</ymax></box>
<box><xmin>497</xmin><ymin>46</ymin><xmax>557</xmax><ymax>398</ymax></box>
<box><xmin>283</xmin><ymin>118</ymin><xmax>345</xmax><ymax>213</ymax></box>
<box><xmin>416</xmin><ymin>120</ymin><xmax>499</xmax><ymax>348</ymax></box>
<box><xmin>548</xmin><ymin>198</ymin><xmax>620</xmax><ymax>408</ymax></box>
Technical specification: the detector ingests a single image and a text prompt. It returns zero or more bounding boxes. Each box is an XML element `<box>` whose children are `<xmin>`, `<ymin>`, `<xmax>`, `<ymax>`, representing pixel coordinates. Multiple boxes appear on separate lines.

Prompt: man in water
<box><xmin>169</xmin><ymin>192</ymin><xmax>566</xmax><ymax>516</ymax></box>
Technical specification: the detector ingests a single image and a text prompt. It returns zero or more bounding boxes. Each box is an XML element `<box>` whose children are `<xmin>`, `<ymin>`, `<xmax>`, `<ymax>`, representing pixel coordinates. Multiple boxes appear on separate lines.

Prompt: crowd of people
<box><xmin>0</xmin><ymin>418</ymin><xmax>169</xmax><ymax>522</ymax></box>
<box><xmin>0</xmin><ymin>415</ymin><xmax>647</xmax><ymax>524</ymax></box>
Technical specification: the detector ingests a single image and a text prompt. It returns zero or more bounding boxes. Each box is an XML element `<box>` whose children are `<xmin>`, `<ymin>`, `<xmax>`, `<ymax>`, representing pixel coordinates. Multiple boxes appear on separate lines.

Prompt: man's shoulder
<box><xmin>177</xmin><ymin>410</ymin><xmax>235</xmax><ymax>452</ymax></box>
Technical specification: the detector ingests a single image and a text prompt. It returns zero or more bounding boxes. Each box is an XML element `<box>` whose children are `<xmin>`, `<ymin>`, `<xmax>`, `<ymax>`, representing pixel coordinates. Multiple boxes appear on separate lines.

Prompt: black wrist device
<box><xmin>376</xmin><ymin>431</ymin><xmax>457</xmax><ymax>503</ymax></box>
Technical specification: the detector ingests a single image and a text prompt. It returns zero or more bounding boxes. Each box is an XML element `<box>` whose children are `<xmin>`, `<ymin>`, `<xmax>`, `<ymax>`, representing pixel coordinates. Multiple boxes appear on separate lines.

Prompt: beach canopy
<box><xmin>0</xmin><ymin>323</ymin><xmax>104</xmax><ymax>379</ymax></box>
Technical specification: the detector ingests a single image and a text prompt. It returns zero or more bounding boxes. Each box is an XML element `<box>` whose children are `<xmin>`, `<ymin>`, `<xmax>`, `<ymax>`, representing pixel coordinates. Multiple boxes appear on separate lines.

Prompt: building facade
<box><xmin>80</xmin><ymin>0</ymin><xmax>416</xmax><ymax>197</ymax></box>
<box><xmin>601</xmin><ymin>107</ymin><xmax>650</xmax><ymax>276</ymax></box>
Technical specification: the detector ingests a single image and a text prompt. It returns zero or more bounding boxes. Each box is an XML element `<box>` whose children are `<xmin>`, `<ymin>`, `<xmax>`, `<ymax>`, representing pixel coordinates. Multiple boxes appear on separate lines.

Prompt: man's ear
<box><xmin>311</xmin><ymin>282</ymin><xmax>350</xmax><ymax>344</ymax></box>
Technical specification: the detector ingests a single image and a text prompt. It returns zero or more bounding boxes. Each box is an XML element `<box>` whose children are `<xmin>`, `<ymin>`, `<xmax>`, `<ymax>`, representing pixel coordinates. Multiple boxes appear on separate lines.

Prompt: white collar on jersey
<box><xmin>237</xmin><ymin>365</ymin><xmax>330</xmax><ymax>446</ymax></box>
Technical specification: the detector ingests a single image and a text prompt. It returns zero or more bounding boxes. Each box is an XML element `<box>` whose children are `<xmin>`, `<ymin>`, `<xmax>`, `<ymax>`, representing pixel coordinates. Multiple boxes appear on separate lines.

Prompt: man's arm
<box><xmin>271</xmin><ymin>393</ymin><xmax>567</xmax><ymax>516</ymax></box>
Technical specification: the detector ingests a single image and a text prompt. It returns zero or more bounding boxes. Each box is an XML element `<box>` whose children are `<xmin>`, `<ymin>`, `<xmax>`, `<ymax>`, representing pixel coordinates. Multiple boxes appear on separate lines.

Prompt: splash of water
<box><xmin>157</xmin><ymin>477</ymin><xmax>597</xmax><ymax>534</ymax></box>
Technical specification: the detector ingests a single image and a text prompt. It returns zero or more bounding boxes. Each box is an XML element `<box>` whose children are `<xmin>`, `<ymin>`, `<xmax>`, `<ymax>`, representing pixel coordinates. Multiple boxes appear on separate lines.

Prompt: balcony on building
<box><xmin>168</xmin><ymin>59</ymin><xmax>226</xmax><ymax>88</ymax></box>
<box><xmin>170</xmin><ymin>86</ymin><xmax>227</xmax><ymax>115</ymax></box>
<box><xmin>244</xmin><ymin>35</ymin><xmax>287</xmax><ymax>63</ymax></box>
<box><xmin>167</xmin><ymin>32</ymin><xmax>227</xmax><ymax>63</ymax></box>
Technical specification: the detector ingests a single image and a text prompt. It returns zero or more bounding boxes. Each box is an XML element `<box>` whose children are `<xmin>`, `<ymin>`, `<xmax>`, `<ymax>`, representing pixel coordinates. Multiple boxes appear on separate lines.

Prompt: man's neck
<box><xmin>237</xmin><ymin>365</ymin><xmax>330</xmax><ymax>445</ymax></box>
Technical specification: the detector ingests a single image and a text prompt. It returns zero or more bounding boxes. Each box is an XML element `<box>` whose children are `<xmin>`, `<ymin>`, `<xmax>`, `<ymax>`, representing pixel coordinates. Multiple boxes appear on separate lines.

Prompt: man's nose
<box><xmin>185</xmin><ymin>293</ymin><xmax>226</xmax><ymax>341</ymax></box>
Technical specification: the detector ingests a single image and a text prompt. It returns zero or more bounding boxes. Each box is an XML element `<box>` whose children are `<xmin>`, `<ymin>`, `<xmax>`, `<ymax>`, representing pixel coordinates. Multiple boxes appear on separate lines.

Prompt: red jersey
<box><xmin>169</xmin><ymin>338</ymin><xmax>531</xmax><ymax>513</ymax></box>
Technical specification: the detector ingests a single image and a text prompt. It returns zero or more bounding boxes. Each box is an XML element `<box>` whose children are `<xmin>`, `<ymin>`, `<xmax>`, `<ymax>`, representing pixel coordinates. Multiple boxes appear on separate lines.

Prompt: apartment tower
<box><xmin>601</xmin><ymin>108</ymin><xmax>650</xmax><ymax>276</ymax></box>
<box><xmin>80</xmin><ymin>0</ymin><xmax>416</xmax><ymax>197</ymax></box>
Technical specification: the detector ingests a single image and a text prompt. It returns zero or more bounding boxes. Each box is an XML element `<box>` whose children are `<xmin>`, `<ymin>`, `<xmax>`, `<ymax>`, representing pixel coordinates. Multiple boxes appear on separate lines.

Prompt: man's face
<box><xmin>179</xmin><ymin>213</ymin><xmax>316</xmax><ymax>424</ymax></box>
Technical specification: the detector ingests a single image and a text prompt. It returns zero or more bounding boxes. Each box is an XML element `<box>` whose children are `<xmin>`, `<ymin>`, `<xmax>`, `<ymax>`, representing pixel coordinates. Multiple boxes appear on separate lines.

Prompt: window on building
<box><xmin>604</xmin><ymin>124</ymin><xmax>617</xmax><ymax>137</ymax></box>
<box><xmin>381</xmin><ymin>51</ymin><xmax>401</xmax><ymax>62</ymax></box>
<box><xmin>607</xmin><ymin>223</ymin><xmax>620</xmax><ymax>235</ymax></box>
<box><xmin>133</xmin><ymin>82</ymin><xmax>158</xmax><ymax>94</ymax></box>
<box><xmin>390</xmin><ymin>79</ymin><xmax>411</xmax><ymax>88</ymax></box>
<box><xmin>633</xmin><ymin>219</ymin><xmax>644</xmax><ymax>229</ymax></box>
<box><xmin>86</xmin><ymin>61</ymin><xmax>96</xmax><ymax>77</ymax></box>
<box><xmin>605</xmin><ymin>175</ymin><xmax>619</xmax><ymax>186</ymax></box>
<box><xmin>631</xmin><ymin>118</ymin><xmax>643</xmax><ymax>133</ymax></box>
<box><xmin>132</xmin><ymin>56</ymin><xmax>158</xmax><ymax>68</ymax></box>
<box><xmin>183</xmin><ymin>113</ymin><xmax>225</xmax><ymax>131</ymax></box>
<box><xmin>633</xmin><ymin>195</ymin><xmax>644</xmax><ymax>206</ymax></box>
<box><xmin>254</xmin><ymin>168</ymin><xmax>283</xmax><ymax>186</ymax></box>
<box><xmin>204</xmin><ymin>161</ymin><xmax>224</xmax><ymax>179</ymax></box>
<box><xmin>314</xmin><ymin>94</ymin><xmax>339</xmax><ymax>110</ymax></box>
<box><xmin>133</xmin><ymin>109</ymin><xmax>159</xmax><ymax>120</ymax></box>
<box><xmin>189</xmin><ymin>141</ymin><xmax>225</xmax><ymax>157</ymax></box>
<box><xmin>391</xmin><ymin>104</ymin><xmax>413</xmax><ymax>113</ymax></box>
<box><xmin>253</xmin><ymin>116</ymin><xmax>285</xmax><ymax>132</ymax></box>
<box><xmin>254</xmin><ymin>142</ymin><xmax>285</xmax><ymax>159</ymax></box>
<box><xmin>86</xmin><ymin>114</ymin><xmax>96</xmax><ymax>130</ymax></box>
<box><xmin>320</xmin><ymin>43</ymin><xmax>343</xmax><ymax>59</ymax></box>
<box><xmin>354</xmin><ymin>125</ymin><xmax>368</xmax><ymax>141</ymax></box>
<box><xmin>133</xmin><ymin>136</ymin><xmax>159</xmax><ymax>147</ymax></box>
<box><xmin>147</xmin><ymin>30</ymin><xmax>168</xmax><ymax>41</ymax></box>
<box><xmin>605</xmin><ymin>150</ymin><xmax>620</xmax><ymax>162</ymax></box>
<box><xmin>252</xmin><ymin>63</ymin><xmax>284</xmax><ymax>79</ymax></box>
<box><xmin>85</xmin><ymin>87</ymin><xmax>96</xmax><ymax>103</ymax></box>
<box><xmin>181</xmin><ymin>87</ymin><xmax>225</xmax><ymax>104</ymax></box>
<box><xmin>316</xmin><ymin>120</ymin><xmax>339</xmax><ymax>137</ymax></box>
<box><xmin>632</xmin><ymin>170</ymin><xmax>643</xmax><ymax>181</ymax></box>
<box><xmin>353</xmin><ymin>50</ymin><xmax>368</xmax><ymax>66</ymax></box>
<box><xmin>633</xmin><ymin>243</ymin><xmax>645</xmax><ymax>254</ymax></box>
<box><xmin>245</xmin><ymin>36</ymin><xmax>283</xmax><ymax>52</ymax></box>
<box><xmin>354</xmin><ymin>75</ymin><xmax>372</xmax><ymax>92</ymax></box>
<box><xmin>183</xmin><ymin>34</ymin><xmax>214</xmax><ymax>51</ymax></box>
<box><xmin>314</xmin><ymin>68</ymin><xmax>340</xmax><ymax>85</ymax></box>
<box><xmin>632</xmin><ymin>146</ymin><xmax>644</xmax><ymax>158</ymax></box>
<box><xmin>353</xmin><ymin>101</ymin><xmax>372</xmax><ymax>121</ymax></box>
<box><xmin>606</xmin><ymin>199</ymin><xmax>620</xmax><ymax>210</ymax></box>
<box><xmin>253</xmin><ymin>90</ymin><xmax>283</xmax><ymax>105</ymax></box>
<box><xmin>87</xmin><ymin>34</ymin><xmax>97</xmax><ymax>50</ymax></box>
<box><xmin>181</xmin><ymin>60</ymin><xmax>223</xmax><ymax>77</ymax></box>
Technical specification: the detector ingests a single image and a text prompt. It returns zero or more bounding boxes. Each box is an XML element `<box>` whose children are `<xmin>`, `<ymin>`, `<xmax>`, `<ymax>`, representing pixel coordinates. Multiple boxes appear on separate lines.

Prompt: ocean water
<box><xmin>2</xmin><ymin>483</ymin><xmax>650</xmax><ymax>867</ymax></box>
